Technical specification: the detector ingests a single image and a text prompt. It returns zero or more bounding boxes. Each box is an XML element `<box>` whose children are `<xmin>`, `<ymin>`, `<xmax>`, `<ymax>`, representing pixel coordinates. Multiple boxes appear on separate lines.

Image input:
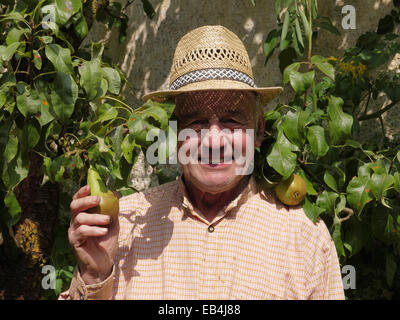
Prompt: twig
<box><xmin>378</xmin><ymin>116</ymin><xmax>386</xmax><ymax>139</ymax></box>
<box><xmin>358</xmin><ymin>101</ymin><xmax>398</xmax><ymax>121</ymax></box>
<box><xmin>122</xmin><ymin>0</ymin><xmax>136</xmax><ymax>12</ymax></box>
<box><xmin>362</xmin><ymin>89</ymin><xmax>372</xmax><ymax>117</ymax></box>
<box><xmin>338</xmin><ymin>207</ymin><xmax>354</xmax><ymax>223</ymax></box>
<box><xmin>297</xmin><ymin>158</ymin><xmax>324</xmax><ymax>187</ymax></box>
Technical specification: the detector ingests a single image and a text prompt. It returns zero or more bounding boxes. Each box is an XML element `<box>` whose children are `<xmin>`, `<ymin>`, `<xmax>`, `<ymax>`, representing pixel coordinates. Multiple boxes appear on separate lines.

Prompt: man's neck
<box><xmin>183</xmin><ymin>176</ymin><xmax>251</xmax><ymax>223</ymax></box>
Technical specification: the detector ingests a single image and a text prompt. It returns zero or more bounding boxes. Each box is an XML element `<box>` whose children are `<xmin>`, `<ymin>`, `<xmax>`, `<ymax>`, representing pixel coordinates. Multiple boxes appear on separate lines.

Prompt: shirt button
<box><xmin>208</xmin><ymin>225</ymin><xmax>215</xmax><ymax>233</ymax></box>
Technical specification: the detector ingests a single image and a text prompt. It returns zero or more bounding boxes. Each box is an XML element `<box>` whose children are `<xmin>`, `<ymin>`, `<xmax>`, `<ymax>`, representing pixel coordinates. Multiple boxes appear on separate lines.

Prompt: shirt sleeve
<box><xmin>305</xmin><ymin>228</ymin><xmax>345</xmax><ymax>300</ymax></box>
<box><xmin>58</xmin><ymin>265</ymin><xmax>115</xmax><ymax>300</ymax></box>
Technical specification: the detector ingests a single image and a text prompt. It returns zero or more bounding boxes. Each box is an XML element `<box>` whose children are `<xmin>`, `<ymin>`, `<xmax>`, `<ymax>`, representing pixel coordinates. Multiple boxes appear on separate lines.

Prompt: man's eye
<box><xmin>189</xmin><ymin>120</ymin><xmax>207</xmax><ymax>125</ymax></box>
<box><xmin>222</xmin><ymin>118</ymin><xmax>239</xmax><ymax>124</ymax></box>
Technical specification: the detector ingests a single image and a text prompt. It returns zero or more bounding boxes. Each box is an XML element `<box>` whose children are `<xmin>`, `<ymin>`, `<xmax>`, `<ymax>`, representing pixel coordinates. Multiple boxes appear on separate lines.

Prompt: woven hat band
<box><xmin>169</xmin><ymin>67</ymin><xmax>256</xmax><ymax>90</ymax></box>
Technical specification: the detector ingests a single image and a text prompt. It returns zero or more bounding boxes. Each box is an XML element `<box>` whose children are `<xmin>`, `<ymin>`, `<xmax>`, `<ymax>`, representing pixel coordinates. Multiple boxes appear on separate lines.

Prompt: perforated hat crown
<box><xmin>142</xmin><ymin>25</ymin><xmax>283</xmax><ymax>104</ymax></box>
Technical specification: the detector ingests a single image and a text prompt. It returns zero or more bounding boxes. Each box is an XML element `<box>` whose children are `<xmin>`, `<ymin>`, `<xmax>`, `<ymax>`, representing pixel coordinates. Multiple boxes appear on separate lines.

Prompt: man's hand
<box><xmin>68</xmin><ymin>185</ymin><xmax>119</xmax><ymax>285</ymax></box>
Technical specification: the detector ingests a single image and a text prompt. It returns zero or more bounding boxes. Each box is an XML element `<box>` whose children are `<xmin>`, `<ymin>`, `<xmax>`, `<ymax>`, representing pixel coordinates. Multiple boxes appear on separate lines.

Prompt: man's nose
<box><xmin>202</xmin><ymin>122</ymin><xmax>227</xmax><ymax>149</ymax></box>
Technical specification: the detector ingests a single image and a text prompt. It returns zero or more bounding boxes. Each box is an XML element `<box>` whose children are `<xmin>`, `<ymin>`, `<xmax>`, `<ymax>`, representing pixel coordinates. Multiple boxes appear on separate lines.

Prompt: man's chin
<box><xmin>192</xmin><ymin>174</ymin><xmax>241</xmax><ymax>194</ymax></box>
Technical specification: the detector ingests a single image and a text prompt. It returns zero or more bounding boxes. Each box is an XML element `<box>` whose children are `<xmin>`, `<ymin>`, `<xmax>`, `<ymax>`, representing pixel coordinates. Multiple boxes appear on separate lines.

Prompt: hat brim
<box><xmin>142</xmin><ymin>80</ymin><xmax>283</xmax><ymax>105</ymax></box>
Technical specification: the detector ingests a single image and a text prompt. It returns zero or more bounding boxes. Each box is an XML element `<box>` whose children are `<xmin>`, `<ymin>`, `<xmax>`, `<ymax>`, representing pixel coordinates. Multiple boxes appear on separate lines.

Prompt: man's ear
<box><xmin>255</xmin><ymin>115</ymin><xmax>264</xmax><ymax>148</ymax></box>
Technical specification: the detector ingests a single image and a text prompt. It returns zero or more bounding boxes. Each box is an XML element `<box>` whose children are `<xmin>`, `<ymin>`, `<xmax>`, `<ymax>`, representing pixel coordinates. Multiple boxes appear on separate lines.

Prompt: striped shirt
<box><xmin>60</xmin><ymin>176</ymin><xmax>345</xmax><ymax>300</ymax></box>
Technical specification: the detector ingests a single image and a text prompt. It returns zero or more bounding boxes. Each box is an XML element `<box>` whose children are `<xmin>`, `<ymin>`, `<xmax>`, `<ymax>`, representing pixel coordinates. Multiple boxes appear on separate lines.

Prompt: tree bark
<box><xmin>0</xmin><ymin>152</ymin><xmax>59</xmax><ymax>300</ymax></box>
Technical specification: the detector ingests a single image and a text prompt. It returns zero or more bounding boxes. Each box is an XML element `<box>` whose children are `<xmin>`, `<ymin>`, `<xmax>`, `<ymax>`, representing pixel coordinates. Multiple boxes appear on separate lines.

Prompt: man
<box><xmin>61</xmin><ymin>25</ymin><xmax>345</xmax><ymax>300</ymax></box>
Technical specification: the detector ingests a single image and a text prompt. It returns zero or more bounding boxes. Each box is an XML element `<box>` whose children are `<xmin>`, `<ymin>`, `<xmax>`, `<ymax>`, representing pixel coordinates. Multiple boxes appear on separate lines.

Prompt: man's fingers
<box><xmin>70</xmin><ymin>196</ymin><xmax>100</xmax><ymax>215</ymax></box>
<box><xmin>72</xmin><ymin>185</ymin><xmax>91</xmax><ymax>200</ymax></box>
<box><xmin>71</xmin><ymin>212</ymin><xmax>110</xmax><ymax>229</ymax></box>
<box><xmin>69</xmin><ymin>225</ymin><xmax>108</xmax><ymax>245</ymax></box>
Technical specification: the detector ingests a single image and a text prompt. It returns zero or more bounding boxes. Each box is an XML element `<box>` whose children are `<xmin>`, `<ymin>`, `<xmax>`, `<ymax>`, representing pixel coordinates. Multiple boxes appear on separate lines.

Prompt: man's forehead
<box><xmin>174</xmin><ymin>90</ymin><xmax>256</xmax><ymax>119</ymax></box>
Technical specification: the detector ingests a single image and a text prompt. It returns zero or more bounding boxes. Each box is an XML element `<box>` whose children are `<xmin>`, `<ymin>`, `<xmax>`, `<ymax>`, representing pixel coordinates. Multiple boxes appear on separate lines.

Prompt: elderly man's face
<box><xmin>175</xmin><ymin>90</ymin><xmax>262</xmax><ymax>194</ymax></box>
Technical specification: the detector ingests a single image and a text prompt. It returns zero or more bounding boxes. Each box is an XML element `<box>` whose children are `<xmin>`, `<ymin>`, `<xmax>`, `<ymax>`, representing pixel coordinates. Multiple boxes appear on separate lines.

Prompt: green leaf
<box><xmin>4</xmin><ymin>135</ymin><xmax>18</xmax><ymax>163</ymax></box>
<box><xmin>79</xmin><ymin>59</ymin><xmax>103</xmax><ymax>100</ymax></box>
<box><xmin>2</xmin><ymin>150</ymin><xmax>29</xmax><ymax>190</ymax></box>
<box><xmin>45</xmin><ymin>44</ymin><xmax>74</xmax><ymax>74</ymax></box>
<box><xmin>264</xmin><ymin>29</ymin><xmax>280</xmax><ymax>64</ymax></box>
<box><xmin>306</xmin><ymin>125</ymin><xmax>329</xmax><ymax>158</ymax></box>
<box><xmin>279</xmin><ymin>47</ymin><xmax>298</xmax><ymax>73</ymax></box>
<box><xmin>282</xmin><ymin>110</ymin><xmax>309</xmax><ymax>147</ymax></box>
<box><xmin>281</xmin><ymin>11</ymin><xmax>290</xmax><ymax>48</ymax></box>
<box><xmin>55</xmin><ymin>278</ymin><xmax>63</xmax><ymax>297</ymax></box>
<box><xmin>280</xmin><ymin>31</ymin><xmax>291</xmax><ymax>52</ymax></box>
<box><xmin>336</xmin><ymin>194</ymin><xmax>347</xmax><ymax>215</ymax></box>
<box><xmin>311</xmin><ymin>0</ymin><xmax>318</xmax><ymax>18</ymax></box>
<box><xmin>95</xmin><ymin>103</ymin><xmax>118</xmax><ymax>123</ymax></box>
<box><xmin>393</xmin><ymin>172</ymin><xmax>400</xmax><ymax>192</ymax></box>
<box><xmin>16</xmin><ymin>83</ymin><xmax>41</xmax><ymax>117</ymax></box>
<box><xmin>303</xmin><ymin>196</ymin><xmax>325</xmax><ymax>222</ymax></box>
<box><xmin>324</xmin><ymin>171</ymin><xmax>338</xmax><ymax>192</ymax></box>
<box><xmin>277</xmin><ymin>127</ymin><xmax>300</xmax><ymax>152</ymax></box>
<box><xmin>0</xmin><ymin>12</ymin><xmax>25</xmax><ymax>24</ymax></box>
<box><xmin>157</xmin><ymin>125</ymin><xmax>177</xmax><ymax>164</ymax></box>
<box><xmin>370</xmin><ymin>173</ymin><xmax>394</xmax><ymax>203</ymax></box>
<box><xmin>110</xmin><ymin>125</ymin><xmax>124</xmax><ymax>161</ymax></box>
<box><xmin>121</xmin><ymin>134</ymin><xmax>137</xmax><ymax>164</ymax></box>
<box><xmin>275</xmin><ymin>0</ymin><xmax>282</xmax><ymax>20</ymax></box>
<box><xmin>298</xmin><ymin>168</ymin><xmax>317</xmax><ymax>195</ymax></box>
<box><xmin>266</xmin><ymin>142</ymin><xmax>297</xmax><ymax>180</ymax></box>
<box><xmin>37</xmin><ymin>95</ymin><xmax>55</xmax><ymax>127</ymax></box>
<box><xmin>318</xmin><ymin>21</ymin><xmax>341</xmax><ymax>36</ymax></box>
<box><xmin>102</xmin><ymin>67</ymin><xmax>121</xmax><ymax>95</ymax></box>
<box><xmin>343</xmin><ymin>139</ymin><xmax>362</xmax><ymax>149</ymax></box>
<box><xmin>23</xmin><ymin>118</ymin><xmax>41</xmax><ymax>149</ymax></box>
<box><xmin>298</xmin><ymin>5</ymin><xmax>310</xmax><ymax>36</ymax></box>
<box><xmin>141</xmin><ymin>0</ymin><xmax>156</xmax><ymax>19</ymax></box>
<box><xmin>316</xmin><ymin>190</ymin><xmax>339</xmax><ymax>216</ymax></box>
<box><xmin>49</xmin><ymin>72</ymin><xmax>78</xmax><ymax>122</ymax></box>
<box><xmin>6</xmin><ymin>27</ymin><xmax>29</xmax><ymax>46</ymax></box>
<box><xmin>283</xmin><ymin>62</ymin><xmax>301</xmax><ymax>84</ymax></box>
<box><xmin>294</xmin><ymin>17</ymin><xmax>304</xmax><ymax>47</ymax></box>
<box><xmin>55</xmin><ymin>0</ymin><xmax>82</xmax><ymax>25</ymax></box>
<box><xmin>384</xmin><ymin>214</ymin><xmax>395</xmax><ymax>239</ymax></box>
<box><xmin>91</xmin><ymin>41</ymin><xmax>104</xmax><ymax>60</ymax></box>
<box><xmin>332</xmin><ymin>222</ymin><xmax>345</xmax><ymax>257</ymax></box>
<box><xmin>33</xmin><ymin>49</ymin><xmax>42</xmax><ymax>70</ymax></box>
<box><xmin>289</xmin><ymin>70</ymin><xmax>315</xmax><ymax>95</ymax></box>
<box><xmin>38</xmin><ymin>36</ymin><xmax>53</xmax><ymax>44</ymax></box>
<box><xmin>142</xmin><ymin>102</ymin><xmax>169</xmax><ymax>130</ymax></box>
<box><xmin>4</xmin><ymin>190</ymin><xmax>21</xmax><ymax>227</ymax></box>
<box><xmin>128</xmin><ymin>114</ymin><xmax>157</xmax><ymax>147</ymax></box>
<box><xmin>311</xmin><ymin>55</ymin><xmax>335</xmax><ymax>80</ymax></box>
<box><xmin>357</xmin><ymin>162</ymin><xmax>372</xmax><ymax>178</ymax></box>
<box><xmin>397</xmin><ymin>150</ymin><xmax>400</xmax><ymax>163</ymax></box>
<box><xmin>327</xmin><ymin>96</ymin><xmax>353</xmax><ymax>145</ymax></box>
<box><xmin>73</xmin><ymin>15</ymin><xmax>88</xmax><ymax>39</ymax></box>
<box><xmin>346</xmin><ymin>176</ymin><xmax>372</xmax><ymax>214</ymax></box>
<box><xmin>344</xmin><ymin>218</ymin><xmax>369</xmax><ymax>257</ymax></box>
<box><xmin>1</xmin><ymin>42</ymin><xmax>21</xmax><ymax>61</ymax></box>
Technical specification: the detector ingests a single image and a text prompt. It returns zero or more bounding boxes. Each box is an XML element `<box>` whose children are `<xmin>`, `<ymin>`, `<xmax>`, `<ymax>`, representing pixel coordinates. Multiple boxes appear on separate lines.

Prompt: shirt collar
<box><xmin>177</xmin><ymin>174</ymin><xmax>258</xmax><ymax>224</ymax></box>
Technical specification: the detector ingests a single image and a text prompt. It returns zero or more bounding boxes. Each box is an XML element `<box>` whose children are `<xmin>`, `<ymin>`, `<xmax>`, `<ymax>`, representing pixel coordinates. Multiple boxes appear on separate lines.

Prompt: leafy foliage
<box><xmin>0</xmin><ymin>0</ymin><xmax>175</xmax><ymax>299</ymax></box>
<box><xmin>257</xmin><ymin>0</ymin><xmax>400</xmax><ymax>299</ymax></box>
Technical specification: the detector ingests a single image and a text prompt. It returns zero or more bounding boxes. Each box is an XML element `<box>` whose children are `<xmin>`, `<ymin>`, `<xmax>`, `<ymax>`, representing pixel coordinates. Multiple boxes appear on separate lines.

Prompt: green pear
<box><xmin>87</xmin><ymin>166</ymin><xmax>119</xmax><ymax>221</ymax></box>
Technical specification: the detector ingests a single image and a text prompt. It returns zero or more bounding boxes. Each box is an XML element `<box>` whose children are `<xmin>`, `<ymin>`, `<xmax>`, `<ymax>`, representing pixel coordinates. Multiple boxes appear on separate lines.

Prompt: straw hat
<box><xmin>142</xmin><ymin>25</ymin><xmax>283</xmax><ymax>104</ymax></box>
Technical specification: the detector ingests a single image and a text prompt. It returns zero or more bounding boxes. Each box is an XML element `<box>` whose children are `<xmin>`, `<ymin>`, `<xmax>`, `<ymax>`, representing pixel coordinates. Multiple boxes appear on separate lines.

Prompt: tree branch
<box><xmin>358</xmin><ymin>101</ymin><xmax>398</xmax><ymax>121</ymax></box>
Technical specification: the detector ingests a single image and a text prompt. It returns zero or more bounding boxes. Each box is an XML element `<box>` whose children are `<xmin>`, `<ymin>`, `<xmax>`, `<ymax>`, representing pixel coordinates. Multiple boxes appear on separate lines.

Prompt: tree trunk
<box><xmin>0</xmin><ymin>152</ymin><xmax>59</xmax><ymax>300</ymax></box>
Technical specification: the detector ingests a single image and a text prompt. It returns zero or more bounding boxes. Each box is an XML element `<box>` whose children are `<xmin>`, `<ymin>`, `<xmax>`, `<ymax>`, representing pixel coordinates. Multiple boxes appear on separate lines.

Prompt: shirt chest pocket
<box><xmin>228</xmin><ymin>258</ymin><xmax>286</xmax><ymax>300</ymax></box>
